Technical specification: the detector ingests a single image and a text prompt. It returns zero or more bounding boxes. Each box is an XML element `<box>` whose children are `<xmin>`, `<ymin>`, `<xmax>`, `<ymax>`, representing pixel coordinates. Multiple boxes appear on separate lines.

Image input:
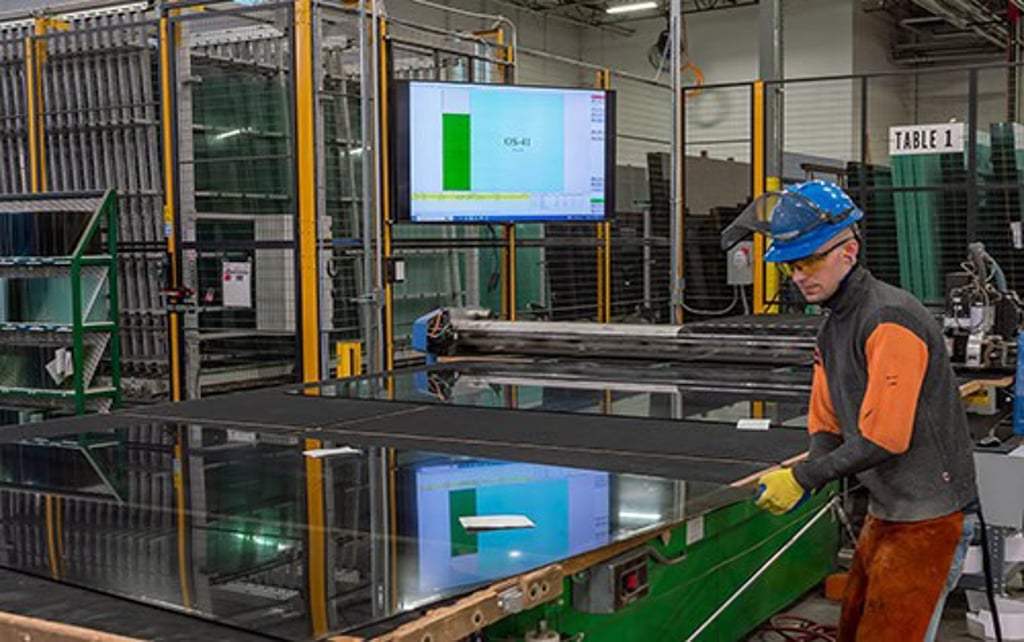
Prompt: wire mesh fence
<box><xmin>171</xmin><ymin>3</ymin><xmax>300</xmax><ymax>393</ymax></box>
<box><xmin>319</xmin><ymin>8</ymin><xmax>364</xmax><ymax>352</ymax></box>
<box><xmin>685</xmin><ymin>64</ymin><xmax>1024</xmax><ymax>318</ymax></box>
<box><xmin>680</xmin><ymin>83</ymin><xmax>751</xmax><ymax>320</ymax></box>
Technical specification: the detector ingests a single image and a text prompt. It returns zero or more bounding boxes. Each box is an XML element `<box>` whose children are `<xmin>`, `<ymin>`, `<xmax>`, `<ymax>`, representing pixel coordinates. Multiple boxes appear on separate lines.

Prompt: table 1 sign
<box><xmin>889</xmin><ymin>123</ymin><xmax>964</xmax><ymax>156</ymax></box>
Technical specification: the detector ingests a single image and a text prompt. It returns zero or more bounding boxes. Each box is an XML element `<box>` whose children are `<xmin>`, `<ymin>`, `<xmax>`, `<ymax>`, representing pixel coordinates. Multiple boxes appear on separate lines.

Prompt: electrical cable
<box><xmin>753</xmin><ymin>615</ymin><xmax>837</xmax><ymax>642</ymax></box>
<box><xmin>680</xmin><ymin>286</ymin><xmax>739</xmax><ymax>316</ymax></box>
<box><xmin>486</xmin><ymin>225</ymin><xmax>501</xmax><ymax>293</ymax></box>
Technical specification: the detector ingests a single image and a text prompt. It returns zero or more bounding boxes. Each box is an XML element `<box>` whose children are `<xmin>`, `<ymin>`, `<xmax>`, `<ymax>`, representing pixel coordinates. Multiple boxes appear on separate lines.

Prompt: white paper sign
<box><xmin>736</xmin><ymin>418</ymin><xmax>771</xmax><ymax>431</ymax></box>
<box><xmin>459</xmin><ymin>515</ymin><xmax>535</xmax><ymax>532</ymax></box>
<box><xmin>889</xmin><ymin>123</ymin><xmax>963</xmax><ymax>156</ymax></box>
<box><xmin>303</xmin><ymin>446</ymin><xmax>363</xmax><ymax>458</ymax></box>
<box><xmin>45</xmin><ymin>347</ymin><xmax>74</xmax><ymax>385</ymax></box>
<box><xmin>685</xmin><ymin>516</ymin><xmax>705</xmax><ymax>545</ymax></box>
<box><xmin>222</xmin><ymin>260</ymin><xmax>252</xmax><ymax>308</ymax></box>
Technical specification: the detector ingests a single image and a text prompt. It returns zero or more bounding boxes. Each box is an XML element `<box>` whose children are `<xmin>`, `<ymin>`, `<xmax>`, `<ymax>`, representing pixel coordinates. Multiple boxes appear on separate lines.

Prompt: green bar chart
<box><xmin>442</xmin><ymin>113</ymin><xmax>471</xmax><ymax>191</ymax></box>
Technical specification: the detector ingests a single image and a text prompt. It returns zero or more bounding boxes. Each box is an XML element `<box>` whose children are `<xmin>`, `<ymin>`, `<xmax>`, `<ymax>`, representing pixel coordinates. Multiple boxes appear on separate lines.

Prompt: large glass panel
<box><xmin>0</xmin><ymin>421</ymin><xmax>735</xmax><ymax>639</ymax></box>
<box><xmin>307</xmin><ymin>361</ymin><xmax>811</xmax><ymax>428</ymax></box>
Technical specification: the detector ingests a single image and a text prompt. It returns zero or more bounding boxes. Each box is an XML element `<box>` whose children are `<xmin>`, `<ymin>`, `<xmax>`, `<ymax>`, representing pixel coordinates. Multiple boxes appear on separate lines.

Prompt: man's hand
<box><xmin>754</xmin><ymin>468</ymin><xmax>808</xmax><ymax>515</ymax></box>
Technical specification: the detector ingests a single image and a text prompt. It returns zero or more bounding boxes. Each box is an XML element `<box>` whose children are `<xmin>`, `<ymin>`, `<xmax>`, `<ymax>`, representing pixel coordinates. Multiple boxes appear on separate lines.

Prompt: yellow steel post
<box><xmin>296</xmin><ymin>0</ymin><xmax>320</xmax><ymax>384</ymax></box>
<box><xmin>304</xmin><ymin>437</ymin><xmax>328</xmax><ymax>637</ymax></box>
<box><xmin>56</xmin><ymin>498</ymin><xmax>65</xmax><ymax>578</ymax></box>
<box><xmin>33</xmin><ymin>21</ymin><xmax>51</xmax><ymax>191</ymax></box>
<box><xmin>480</xmin><ymin>29</ymin><xmax>518</xmax><ymax>322</ymax></box>
<box><xmin>495</xmin><ymin>28</ymin><xmax>508</xmax><ymax>83</ymax></box>
<box><xmin>500</xmin><ymin>229</ymin><xmax>508</xmax><ymax>320</ymax></box>
<box><xmin>44</xmin><ymin>495</ymin><xmax>58</xmax><ymax>579</ymax></box>
<box><xmin>24</xmin><ymin>38</ymin><xmax>40</xmax><ymax>192</ymax></box>
<box><xmin>31</xmin><ymin>18</ymin><xmax>70</xmax><ymax>191</ymax></box>
<box><xmin>751</xmin><ymin>400</ymin><xmax>765</xmax><ymax>419</ymax></box>
<box><xmin>499</xmin><ymin>224</ymin><xmax>517</xmax><ymax>320</ymax></box>
<box><xmin>752</xmin><ymin>81</ymin><xmax>767</xmax><ymax>313</ymax></box>
<box><xmin>160</xmin><ymin>13</ymin><xmax>184</xmax><ymax>402</ymax></box>
<box><xmin>595</xmin><ymin>69</ymin><xmax>612</xmax><ymax>323</ymax></box>
<box><xmin>173</xmin><ymin>431</ymin><xmax>193</xmax><ymax>609</ymax></box>
<box><xmin>336</xmin><ymin>341</ymin><xmax>362</xmax><ymax>378</ymax></box>
<box><xmin>25</xmin><ymin>18</ymin><xmax>67</xmax><ymax>193</ymax></box>
<box><xmin>764</xmin><ymin>176</ymin><xmax>781</xmax><ymax>313</ymax></box>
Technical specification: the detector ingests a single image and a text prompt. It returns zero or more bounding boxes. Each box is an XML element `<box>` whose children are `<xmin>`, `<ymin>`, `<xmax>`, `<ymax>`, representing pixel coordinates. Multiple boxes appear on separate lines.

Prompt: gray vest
<box><xmin>794</xmin><ymin>267</ymin><xmax>977</xmax><ymax>522</ymax></box>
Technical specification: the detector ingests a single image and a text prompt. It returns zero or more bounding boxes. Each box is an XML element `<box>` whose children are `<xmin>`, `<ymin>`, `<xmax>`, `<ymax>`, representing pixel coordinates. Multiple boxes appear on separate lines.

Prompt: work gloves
<box><xmin>754</xmin><ymin>468</ymin><xmax>809</xmax><ymax>515</ymax></box>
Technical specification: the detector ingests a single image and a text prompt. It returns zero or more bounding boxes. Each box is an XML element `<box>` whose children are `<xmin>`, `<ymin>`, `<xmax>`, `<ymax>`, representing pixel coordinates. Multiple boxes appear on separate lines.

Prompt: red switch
<box><xmin>624</xmin><ymin>571</ymin><xmax>639</xmax><ymax>591</ymax></box>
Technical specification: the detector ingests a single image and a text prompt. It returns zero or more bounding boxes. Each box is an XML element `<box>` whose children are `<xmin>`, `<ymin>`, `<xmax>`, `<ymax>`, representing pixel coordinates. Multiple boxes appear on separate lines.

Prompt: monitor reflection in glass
<box><xmin>403</xmin><ymin>459</ymin><xmax>610</xmax><ymax>604</ymax></box>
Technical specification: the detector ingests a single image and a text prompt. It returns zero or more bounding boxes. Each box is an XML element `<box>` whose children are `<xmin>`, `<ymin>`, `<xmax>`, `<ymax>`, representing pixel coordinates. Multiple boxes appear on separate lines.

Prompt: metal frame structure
<box><xmin>2</xmin><ymin>1</ymin><xmax>678</xmax><ymax>398</ymax></box>
<box><xmin>0</xmin><ymin>5</ymin><xmax>170</xmax><ymax>400</ymax></box>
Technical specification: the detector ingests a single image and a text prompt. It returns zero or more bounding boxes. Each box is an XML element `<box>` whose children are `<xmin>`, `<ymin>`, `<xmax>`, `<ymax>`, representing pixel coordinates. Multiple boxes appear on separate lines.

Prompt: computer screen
<box><xmin>392</xmin><ymin>81</ymin><xmax>615</xmax><ymax>223</ymax></box>
<box><xmin>405</xmin><ymin>458</ymin><xmax>610</xmax><ymax>602</ymax></box>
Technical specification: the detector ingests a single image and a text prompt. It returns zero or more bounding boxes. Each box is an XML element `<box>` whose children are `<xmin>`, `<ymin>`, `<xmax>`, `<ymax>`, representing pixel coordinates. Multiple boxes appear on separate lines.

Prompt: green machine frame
<box><xmin>490</xmin><ymin>492</ymin><xmax>838</xmax><ymax>642</ymax></box>
<box><xmin>377</xmin><ymin>488</ymin><xmax>838</xmax><ymax>642</ymax></box>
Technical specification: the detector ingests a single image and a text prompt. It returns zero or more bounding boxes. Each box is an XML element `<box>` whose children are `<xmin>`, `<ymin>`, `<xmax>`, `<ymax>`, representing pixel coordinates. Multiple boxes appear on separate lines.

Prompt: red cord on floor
<box><xmin>752</xmin><ymin>614</ymin><xmax>838</xmax><ymax>642</ymax></box>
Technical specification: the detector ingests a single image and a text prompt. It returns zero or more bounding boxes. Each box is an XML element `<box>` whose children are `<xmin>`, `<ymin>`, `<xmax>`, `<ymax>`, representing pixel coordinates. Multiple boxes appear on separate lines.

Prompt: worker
<box><xmin>722</xmin><ymin>180</ymin><xmax>978</xmax><ymax>641</ymax></box>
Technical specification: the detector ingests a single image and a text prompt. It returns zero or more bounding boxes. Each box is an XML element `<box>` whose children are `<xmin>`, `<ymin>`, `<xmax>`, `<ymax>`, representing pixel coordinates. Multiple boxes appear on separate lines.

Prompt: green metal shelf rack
<box><xmin>0</xmin><ymin>190</ymin><xmax>121</xmax><ymax>414</ymax></box>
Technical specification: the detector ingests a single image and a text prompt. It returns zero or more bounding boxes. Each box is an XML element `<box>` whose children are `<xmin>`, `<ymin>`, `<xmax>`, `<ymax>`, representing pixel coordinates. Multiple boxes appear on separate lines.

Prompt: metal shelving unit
<box><xmin>0</xmin><ymin>190</ymin><xmax>121</xmax><ymax>414</ymax></box>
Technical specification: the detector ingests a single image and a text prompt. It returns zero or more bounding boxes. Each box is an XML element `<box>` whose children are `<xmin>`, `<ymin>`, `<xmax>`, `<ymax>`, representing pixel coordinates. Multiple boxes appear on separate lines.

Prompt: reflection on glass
<box><xmin>305</xmin><ymin>361</ymin><xmax>810</xmax><ymax>427</ymax></box>
<box><xmin>0</xmin><ymin>434</ymin><xmax>126</xmax><ymax>500</ymax></box>
<box><xmin>0</xmin><ymin>422</ymin><xmax>736</xmax><ymax>639</ymax></box>
<box><xmin>399</xmin><ymin>458</ymin><xmax>612</xmax><ymax>608</ymax></box>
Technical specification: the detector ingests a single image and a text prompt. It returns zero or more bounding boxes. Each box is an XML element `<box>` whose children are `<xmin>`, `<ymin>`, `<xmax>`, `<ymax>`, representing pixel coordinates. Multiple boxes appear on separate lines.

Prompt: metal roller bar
<box><xmin>443</xmin><ymin>317</ymin><xmax>816</xmax><ymax>364</ymax></box>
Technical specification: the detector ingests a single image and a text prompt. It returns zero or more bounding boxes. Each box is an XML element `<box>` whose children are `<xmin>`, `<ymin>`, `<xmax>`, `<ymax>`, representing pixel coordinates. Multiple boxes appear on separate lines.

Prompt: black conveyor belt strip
<box><xmin>308</xmin><ymin>404</ymin><xmax>807</xmax><ymax>482</ymax></box>
<box><xmin>1</xmin><ymin>388</ymin><xmax>808</xmax><ymax>484</ymax></box>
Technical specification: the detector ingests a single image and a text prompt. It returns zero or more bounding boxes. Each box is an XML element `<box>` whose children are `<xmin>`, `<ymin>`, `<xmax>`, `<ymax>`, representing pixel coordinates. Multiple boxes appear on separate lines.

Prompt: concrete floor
<box><xmin>753</xmin><ymin>588</ymin><xmax>977</xmax><ymax>641</ymax></box>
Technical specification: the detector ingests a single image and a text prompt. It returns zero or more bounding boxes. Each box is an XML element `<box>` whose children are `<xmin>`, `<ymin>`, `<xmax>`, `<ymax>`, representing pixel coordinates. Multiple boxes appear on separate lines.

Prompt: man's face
<box><xmin>783</xmin><ymin>234</ymin><xmax>859</xmax><ymax>303</ymax></box>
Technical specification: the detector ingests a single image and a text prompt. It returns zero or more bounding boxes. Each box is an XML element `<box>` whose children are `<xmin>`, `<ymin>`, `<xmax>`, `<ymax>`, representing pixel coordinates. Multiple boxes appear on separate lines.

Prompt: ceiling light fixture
<box><xmin>606</xmin><ymin>1</ymin><xmax>658</xmax><ymax>13</ymax></box>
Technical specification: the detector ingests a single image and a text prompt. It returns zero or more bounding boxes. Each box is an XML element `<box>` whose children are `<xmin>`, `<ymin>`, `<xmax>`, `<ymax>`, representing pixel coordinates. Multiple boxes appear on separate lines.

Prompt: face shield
<box><xmin>719</xmin><ymin>190</ymin><xmax>858</xmax><ymax>252</ymax></box>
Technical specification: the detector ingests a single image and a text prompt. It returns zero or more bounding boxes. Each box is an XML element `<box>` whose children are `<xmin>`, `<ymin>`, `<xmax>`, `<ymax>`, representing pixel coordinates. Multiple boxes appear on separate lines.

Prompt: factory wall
<box><xmin>853</xmin><ymin>6</ymin><xmax>909</xmax><ymax>167</ymax></box>
<box><xmin>580</xmin><ymin>0</ymin><xmax>861</xmax><ymax>168</ymax></box>
<box><xmin>386</xmin><ymin>0</ymin><xmax>587</xmax><ymax>86</ymax></box>
<box><xmin>851</xmin><ymin>7</ymin><xmax>1009</xmax><ymax>168</ymax></box>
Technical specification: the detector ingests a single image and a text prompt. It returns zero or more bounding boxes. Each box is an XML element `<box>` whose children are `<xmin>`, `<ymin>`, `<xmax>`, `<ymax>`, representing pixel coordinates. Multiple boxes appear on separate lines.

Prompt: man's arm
<box><xmin>808</xmin><ymin>348</ymin><xmax>842</xmax><ymax>460</ymax></box>
<box><xmin>794</xmin><ymin>322</ymin><xmax>929</xmax><ymax>491</ymax></box>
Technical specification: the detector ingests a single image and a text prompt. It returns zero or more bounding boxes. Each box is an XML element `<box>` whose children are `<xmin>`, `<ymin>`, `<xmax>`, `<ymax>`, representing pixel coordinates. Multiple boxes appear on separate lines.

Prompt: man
<box><xmin>723</xmin><ymin>180</ymin><xmax>978</xmax><ymax>641</ymax></box>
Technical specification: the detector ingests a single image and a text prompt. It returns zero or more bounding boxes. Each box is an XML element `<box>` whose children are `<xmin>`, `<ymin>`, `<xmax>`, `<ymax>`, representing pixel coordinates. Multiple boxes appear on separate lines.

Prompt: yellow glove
<box><xmin>754</xmin><ymin>468</ymin><xmax>808</xmax><ymax>515</ymax></box>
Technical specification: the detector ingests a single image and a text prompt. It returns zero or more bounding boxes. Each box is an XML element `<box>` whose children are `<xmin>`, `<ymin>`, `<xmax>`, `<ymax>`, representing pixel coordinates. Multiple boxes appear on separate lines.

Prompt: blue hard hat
<box><xmin>763</xmin><ymin>181</ymin><xmax>863</xmax><ymax>262</ymax></box>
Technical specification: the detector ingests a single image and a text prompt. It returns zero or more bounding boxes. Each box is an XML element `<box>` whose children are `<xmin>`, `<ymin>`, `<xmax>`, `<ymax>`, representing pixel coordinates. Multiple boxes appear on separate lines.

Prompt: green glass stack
<box><xmin>978</xmin><ymin>123</ymin><xmax>1024</xmax><ymax>292</ymax></box>
<box><xmin>890</xmin><ymin>130</ymin><xmax>988</xmax><ymax>304</ymax></box>
<box><xmin>846</xmin><ymin>163</ymin><xmax>900</xmax><ymax>287</ymax></box>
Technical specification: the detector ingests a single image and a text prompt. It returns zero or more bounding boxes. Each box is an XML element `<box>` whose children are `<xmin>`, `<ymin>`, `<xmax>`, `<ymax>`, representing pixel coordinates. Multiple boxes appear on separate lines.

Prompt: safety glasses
<box><xmin>777</xmin><ymin>237</ymin><xmax>854</xmax><ymax>277</ymax></box>
<box><xmin>720</xmin><ymin>191</ymin><xmax>856</xmax><ymax>251</ymax></box>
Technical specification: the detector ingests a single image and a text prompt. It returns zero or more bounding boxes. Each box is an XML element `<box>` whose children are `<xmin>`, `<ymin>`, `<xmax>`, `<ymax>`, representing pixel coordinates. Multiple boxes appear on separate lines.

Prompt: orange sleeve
<box><xmin>859</xmin><ymin>322</ymin><xmax>929</xmax><ymax>454</ymax></box>
<box><xmin>809</xmin><ymin>350</ymin><xmax>840</xmax><ymax>436</ymax></box>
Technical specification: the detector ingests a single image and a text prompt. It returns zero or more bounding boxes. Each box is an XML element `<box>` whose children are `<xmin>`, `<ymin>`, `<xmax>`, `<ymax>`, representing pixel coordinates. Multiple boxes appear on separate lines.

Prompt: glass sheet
<box><xmin>0</xmin><ymin>210</ymin><xmax>97</xmax><ymax>257</ymax></box>
<box><xmin>0</xmin><ymin>275</ymin><xmax>108</xmax><ymax>325</ymax></box>
<box><xmin>0</xmin><ymin>344</ymin><xmax>103</xmax><ymax>390</ymax></box>
<box><xmin>0</xmin><ymin>421</ymin><xmax>741</xmax><ymax>640</ymax></box>
<box><xmin>307</xmin><ymin>360</ymin><xmax>811</xmax><ymax>428</ymax></box>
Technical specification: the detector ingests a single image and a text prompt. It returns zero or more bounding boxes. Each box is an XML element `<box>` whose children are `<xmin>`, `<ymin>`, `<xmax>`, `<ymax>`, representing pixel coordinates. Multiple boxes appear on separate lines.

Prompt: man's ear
<box><xmin>844</xmin><ymin>239</ymin><xmax>860</xmax><ymax>263</ymax></box>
